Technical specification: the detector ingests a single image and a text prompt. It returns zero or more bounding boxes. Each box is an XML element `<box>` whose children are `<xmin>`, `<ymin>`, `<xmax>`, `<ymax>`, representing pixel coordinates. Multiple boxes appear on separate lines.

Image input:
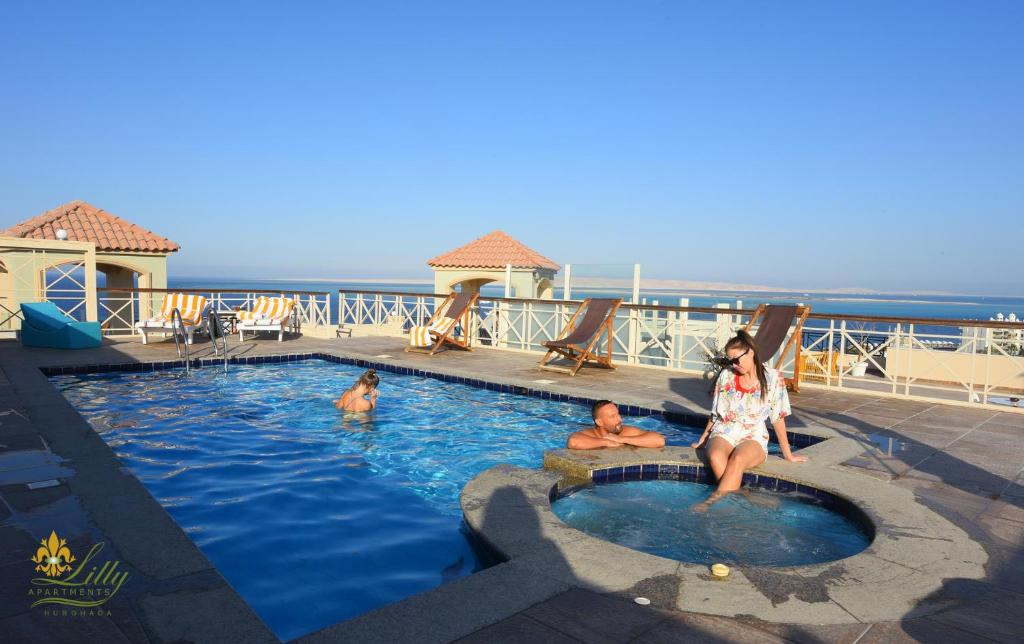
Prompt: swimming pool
<box><xmin>552</xmin><ymin>480</ymin><xmax>871</xmax><ymax>567</ymax></box>
<box><xmin>52</xmin><ymin>359</ymin><xmax>711</xmax><ymax>640</ymax></box>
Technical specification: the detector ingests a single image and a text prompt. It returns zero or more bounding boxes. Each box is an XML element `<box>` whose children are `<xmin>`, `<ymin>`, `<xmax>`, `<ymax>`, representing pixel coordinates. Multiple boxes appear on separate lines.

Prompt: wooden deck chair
<box><xmin>743</xmin><ymin>304</ymin><xmax>811</xmax><ymax>391</ymax></box>
<box><xmin>407</xmin><ymin>291</ymin><xmax>479</xmax><ymax>355</ymax></box>
<box><xmin>539</xmin><ymin>298</ymin><xmax>623</xmax><ymax>376</ymax></box>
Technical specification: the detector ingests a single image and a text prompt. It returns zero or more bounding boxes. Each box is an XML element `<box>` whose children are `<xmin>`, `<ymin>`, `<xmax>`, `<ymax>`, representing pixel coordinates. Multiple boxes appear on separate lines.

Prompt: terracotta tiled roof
<box><xmin>427</xmin><ymin>230</ymin><xmax>558</xmax><ymax>271</ymax></box>
<box><xmin>2</xmin><ymin>200</ymin><xmax>180</xmax><ymax>253</ymax></box>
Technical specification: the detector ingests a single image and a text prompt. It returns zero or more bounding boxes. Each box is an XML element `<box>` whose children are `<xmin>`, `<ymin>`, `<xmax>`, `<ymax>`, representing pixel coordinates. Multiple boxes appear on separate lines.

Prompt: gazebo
<box><xmin>0</xmin><ymin>200</ymin><xmax>179</xmax><ymax>333</ymax></box>
<box><xmin>426</xmin><ymin>231</ymin><xmax>559</xmax><ymax>298</ymax></box>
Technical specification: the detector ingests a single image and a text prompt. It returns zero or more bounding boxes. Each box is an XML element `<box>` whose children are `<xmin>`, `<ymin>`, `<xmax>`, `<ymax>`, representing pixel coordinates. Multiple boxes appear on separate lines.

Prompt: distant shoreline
<box><xmin>169</xmin><ymin>275</ymin><xmax>1023</xmax><ymax>300</ymax></box>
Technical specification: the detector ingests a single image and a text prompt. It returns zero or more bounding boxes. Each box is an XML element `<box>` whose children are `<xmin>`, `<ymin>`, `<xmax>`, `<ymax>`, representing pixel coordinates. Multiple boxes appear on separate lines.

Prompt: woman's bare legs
<box><xmin>705</xmin><ymin>436</ymin><xmax>734</xmax><ymax>481</ymax></box>
<box><xmin>695</xmin><ymin>439</ymin><xmax>767</xmax><ymax>510</ymax></box>
<box><xmin>715</xmin><ymin>440</ymin><xmax>767</xmax><ymax>495</ymax></box>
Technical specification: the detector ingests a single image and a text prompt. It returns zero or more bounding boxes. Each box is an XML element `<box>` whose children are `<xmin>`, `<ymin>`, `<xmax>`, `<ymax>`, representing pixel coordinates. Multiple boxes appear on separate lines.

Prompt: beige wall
<box><xmin>0</xmin><ymin>237</ymin><xmax>97</xmax><ymax>326</ymax></box>
<box><xmin>886</xmin><ymin>346</ymin><xmax>1024</xmax><ymax>392</ymax></box>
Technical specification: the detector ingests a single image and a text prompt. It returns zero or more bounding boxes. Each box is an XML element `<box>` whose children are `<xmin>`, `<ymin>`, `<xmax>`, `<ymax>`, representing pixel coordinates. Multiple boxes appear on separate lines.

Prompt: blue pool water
<box><xmin>552</xmin><ymin>480</ymin><xmax>871</xmax><ymax>567</ymax></box>
<box><xmin>52</xmin><ymin>359</ymin><xmax>711</xmax><ymax>640</ymax></box>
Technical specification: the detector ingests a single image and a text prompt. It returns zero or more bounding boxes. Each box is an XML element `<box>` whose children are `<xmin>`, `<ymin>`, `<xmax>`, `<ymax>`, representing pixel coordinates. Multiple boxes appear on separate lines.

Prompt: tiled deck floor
<box><xmin>1</xmin><ymin>334</ymin><xmax>1022</xmax><ymax>643</ymax></box>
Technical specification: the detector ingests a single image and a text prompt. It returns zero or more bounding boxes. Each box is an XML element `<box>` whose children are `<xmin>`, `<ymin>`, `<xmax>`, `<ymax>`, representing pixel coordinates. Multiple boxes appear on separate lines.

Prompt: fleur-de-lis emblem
<box><xmin>31</xmin><ymin>530</ymin><xmax>76</xmax><ymax>577</ymax></box>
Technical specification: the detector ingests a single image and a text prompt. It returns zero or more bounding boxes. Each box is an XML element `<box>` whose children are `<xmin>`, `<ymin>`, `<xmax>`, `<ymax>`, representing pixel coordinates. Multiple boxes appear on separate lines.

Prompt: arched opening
<box><xmin>96</xmin><ymin>260</ymin><xmax>150</xmax><ymax>334</ymax></box>
<box><xmin>448</xmin><ymin>276</ymin><xmax>498</xmax><ymax>296</ymax></box>
<box><xmin>536</xmin><ymin>278</ymin><xmax>554</xmax><ymax>299</ymax></box>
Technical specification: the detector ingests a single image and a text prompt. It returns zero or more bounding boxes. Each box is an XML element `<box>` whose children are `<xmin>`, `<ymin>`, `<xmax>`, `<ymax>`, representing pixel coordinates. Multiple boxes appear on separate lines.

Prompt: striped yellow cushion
<box><xmin>152</xmin><ymin>293</ymin><xmax>207</xmax><ymax>326</ymax></box>
<box><xmin>237</xmin><ymin>297</ymin><xmax>295</xmax><ymax>323</ymax></box>
<box><xmin>408</xmin><ymin>317</ymin><xmax>457</xmax><ymax>347</ymax></box>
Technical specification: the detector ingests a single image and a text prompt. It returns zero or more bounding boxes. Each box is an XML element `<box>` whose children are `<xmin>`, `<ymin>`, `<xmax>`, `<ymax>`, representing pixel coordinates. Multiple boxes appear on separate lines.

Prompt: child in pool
<box><xmin>335</xmin><ymin>369</ymin><xmax>380</xmax><ymax>412</ymax></box>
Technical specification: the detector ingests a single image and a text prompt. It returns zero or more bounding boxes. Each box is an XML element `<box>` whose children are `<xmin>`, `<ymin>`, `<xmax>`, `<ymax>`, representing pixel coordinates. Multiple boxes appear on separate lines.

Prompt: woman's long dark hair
<box><xmin>724</xmin><ymin>330</ymin><xmax>767</xmax><ymax>399</ymax></box>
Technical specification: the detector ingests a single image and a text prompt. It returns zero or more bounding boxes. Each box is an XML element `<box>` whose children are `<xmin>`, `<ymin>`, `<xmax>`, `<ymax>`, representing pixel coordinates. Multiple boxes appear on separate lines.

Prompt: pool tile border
<box><xmin>42</xmin><ymin>353</ymin><xmax>826</xmax><ymax>448</ymax></box>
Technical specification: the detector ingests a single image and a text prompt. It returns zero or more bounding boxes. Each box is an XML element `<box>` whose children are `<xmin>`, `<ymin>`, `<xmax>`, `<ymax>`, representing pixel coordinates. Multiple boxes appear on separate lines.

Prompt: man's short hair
<box><xmin>591</xmin><ymin>400</ymin><xmax>615</xmax><ymax>423</ymax></box>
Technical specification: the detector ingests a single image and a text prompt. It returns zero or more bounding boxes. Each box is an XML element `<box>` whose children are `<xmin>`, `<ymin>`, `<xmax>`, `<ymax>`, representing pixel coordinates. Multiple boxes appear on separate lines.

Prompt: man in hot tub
<box><xmin>567</xmin><ymin>400</ymin><xmax>666</xmax><ymax>450</ymax></box>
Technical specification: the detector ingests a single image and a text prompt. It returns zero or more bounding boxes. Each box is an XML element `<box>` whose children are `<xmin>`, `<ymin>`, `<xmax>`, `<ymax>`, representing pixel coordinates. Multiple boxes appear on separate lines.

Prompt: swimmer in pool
<box><xmin>335</xmin><ymin>369</ymin><xmax>380</xmax><ymax>412</ymax></box>
<box><xmin>567</xmin><ymin>400</ymin><xmax>666</xmax><ymax>449</ymax></box>
<box><xmin>692</xmin><ymin>330</ymin><xmax>807</xmax><ymax>510</ymax></box>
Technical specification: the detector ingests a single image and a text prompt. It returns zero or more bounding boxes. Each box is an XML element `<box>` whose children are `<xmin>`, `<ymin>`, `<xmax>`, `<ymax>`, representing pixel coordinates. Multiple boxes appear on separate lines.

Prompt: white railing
<box><xmin>98</xmin><ymin>288</ymin><xmax>332</xmax><ymax>336</ymax></box>
<box><xmin>338</xmin><ymin>289</ymin><xmax>1024</xmax><ymax>410</ymax></box>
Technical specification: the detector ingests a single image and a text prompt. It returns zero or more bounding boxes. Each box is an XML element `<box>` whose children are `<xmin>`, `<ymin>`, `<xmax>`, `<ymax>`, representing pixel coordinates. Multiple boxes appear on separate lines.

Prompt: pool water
<box><xmin>552</xmin><ymin>480</ymin><xmax>871</xmax><ymax>567</ymax></box>
<box><xmin>52</xmin><ymin>359</ymin><xmax>708</xmax><ymax>640</ymax></box>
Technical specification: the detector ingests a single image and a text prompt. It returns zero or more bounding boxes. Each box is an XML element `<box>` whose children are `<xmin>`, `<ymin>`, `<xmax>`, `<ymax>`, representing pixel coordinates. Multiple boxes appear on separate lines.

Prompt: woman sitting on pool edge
<box><xmin>335</xmin><ymin>369</ymin><xmax>380</xmax><ymax>412</ymax></box>
<box><xmin>692</xmin><ymin>330</ymin><xmax>806</xmax><ymax>508</ymax></box>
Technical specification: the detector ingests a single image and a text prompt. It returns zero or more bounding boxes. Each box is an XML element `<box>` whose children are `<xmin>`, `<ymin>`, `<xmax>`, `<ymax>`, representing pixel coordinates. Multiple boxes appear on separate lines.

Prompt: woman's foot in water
<box><xmin>737</xmin><ymin>487</ymin><xmax>780</xmax><ymax>509</ymax></box>
<box><xmin>692</xmin><ymin>490</ymin><xmax>728</xmax><ymax>513</ymax></box>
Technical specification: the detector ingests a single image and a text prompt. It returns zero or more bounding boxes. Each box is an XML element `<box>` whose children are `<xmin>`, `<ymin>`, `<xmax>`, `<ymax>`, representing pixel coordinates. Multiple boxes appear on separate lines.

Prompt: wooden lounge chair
<box><xmin>743</xmin><ymin>304</ymin><xmax>811</xmax><ymax>391</ymax></box>
<box><xmin>539</xmin><ymin>298</ymin><xmax>622</xmax><ymax>376</ymax></box>
<box><xmin>407</xmin><ymin>291</ymin><xmax>479</xmax><ymax>355</ymax></box>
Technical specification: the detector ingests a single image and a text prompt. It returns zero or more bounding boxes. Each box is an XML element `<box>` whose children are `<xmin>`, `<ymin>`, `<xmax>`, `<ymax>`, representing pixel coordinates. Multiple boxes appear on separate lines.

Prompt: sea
<box><xmin>165</xmin><ymin>277</ymin><xmax>1024</xmax><ymax>324</ymax></box>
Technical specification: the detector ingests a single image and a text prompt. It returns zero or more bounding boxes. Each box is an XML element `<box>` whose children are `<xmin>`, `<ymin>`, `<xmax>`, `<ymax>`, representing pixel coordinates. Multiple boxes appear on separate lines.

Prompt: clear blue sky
<box><xmin>2</xmin><ymin>1</ymin><xmax>1021</xmax><ymax>294</ymax></box>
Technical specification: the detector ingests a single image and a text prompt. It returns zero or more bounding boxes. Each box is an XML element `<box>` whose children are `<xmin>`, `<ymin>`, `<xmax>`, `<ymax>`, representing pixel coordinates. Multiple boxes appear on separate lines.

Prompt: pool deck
<box><xmin>0</xmin><ymin>333</ymin><xmax>1021</xmax><ymax>643</ymax></box>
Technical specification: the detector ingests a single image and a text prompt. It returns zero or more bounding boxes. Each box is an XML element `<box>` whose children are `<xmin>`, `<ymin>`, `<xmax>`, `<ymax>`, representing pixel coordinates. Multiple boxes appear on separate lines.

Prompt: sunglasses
<box><xmin>712</xmin><ymin>348</ymin><xmax>750</xmax><ymax>369</ymax></box>
<box><xmin>727</xmin><ymin>348</ymin><xmax>750</xmax><ymax>366</ymax></box>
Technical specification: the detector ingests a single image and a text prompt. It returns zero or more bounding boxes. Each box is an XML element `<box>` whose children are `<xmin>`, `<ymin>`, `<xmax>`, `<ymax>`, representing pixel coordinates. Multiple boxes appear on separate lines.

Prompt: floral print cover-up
<box><xmin>708</xmin><ymin>364</ymin><xmax>790</xmax><ymax>452</ymax></box>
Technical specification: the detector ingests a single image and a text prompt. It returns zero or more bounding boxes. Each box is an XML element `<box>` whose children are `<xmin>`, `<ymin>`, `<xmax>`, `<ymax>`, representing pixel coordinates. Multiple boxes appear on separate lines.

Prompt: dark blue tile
<box><xmin>758</xmin><ymin>476</ymin><xmax>779</xmax><ymax>492</ymax></box>
<box><xmin>605</xmin><ymin>467</ymin><xmax>623</xmax><ymax>483</ymax></box>
<box><xmin>624</xmin><ymin>464</ymin><xmax>641</xmax><ymax>478</ymax></box>
<box><xmin>776</xmin><ymin>479</ymin><xmax>796</xmax><ymax>493</ymax></box>
<box><xmin>658</xmin><ymin>464</ymin><xmax>678</xmax><ymax>480</ymax></box>
<box><xmin>592</xmin><ymin>469</ymin><xmax>610</xmax><ymax>483</ymax></box>
<box><xmin>741</xmin><ymin>473</ymin><xmax>758</xmax><ymax>488</ymax></box>
<box><xmin>642</xmin><ymin>464</ymin><xmax>659</xmax><ymax>479</ymax></box>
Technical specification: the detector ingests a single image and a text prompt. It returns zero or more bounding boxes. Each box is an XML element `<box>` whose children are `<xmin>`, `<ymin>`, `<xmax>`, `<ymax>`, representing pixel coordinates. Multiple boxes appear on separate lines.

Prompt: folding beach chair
<box><xmin>407</xmin><ymin>291</ymin><xmax>479</xmax><ymax>355</ymax></box>
<box><xmin>743</xmin><ymin>304</ymin><xmax>811</xmax><ymax>391</ymax></box>
<box><xmin>538</xmin><ymin>298</ymin><xmax>623</xmax><ymax>376</ymax></box>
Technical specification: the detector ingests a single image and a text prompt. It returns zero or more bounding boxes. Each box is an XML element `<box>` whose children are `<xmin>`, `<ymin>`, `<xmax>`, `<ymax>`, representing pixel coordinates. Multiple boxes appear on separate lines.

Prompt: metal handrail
<box><xmin>207</xmin><ymin>310</ymin><xmax>229</xmax><ymax>374</ymax></box>
<box><xmin>170</xmin><ymin>308</ymin><xmax>190</xmax><ymax>374</ymax></box>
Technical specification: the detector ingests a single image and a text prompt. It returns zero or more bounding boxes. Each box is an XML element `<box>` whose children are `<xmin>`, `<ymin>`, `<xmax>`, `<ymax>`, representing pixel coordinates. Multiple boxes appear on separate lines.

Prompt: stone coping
<box><xmin>460</xmin><ymin>449</ymin><xmax>989</xmax><ymax>625</ymax></box>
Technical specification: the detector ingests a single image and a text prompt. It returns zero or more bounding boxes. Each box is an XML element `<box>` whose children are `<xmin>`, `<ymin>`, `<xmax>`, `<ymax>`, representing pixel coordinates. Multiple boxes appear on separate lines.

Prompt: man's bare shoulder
<box><xmin>570</xmin><ymin>427</ymin><xmax>600</xmax><ymax>437</ymax></box>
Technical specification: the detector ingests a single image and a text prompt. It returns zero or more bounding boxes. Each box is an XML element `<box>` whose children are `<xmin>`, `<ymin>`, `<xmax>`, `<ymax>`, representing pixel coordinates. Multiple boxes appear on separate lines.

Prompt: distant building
<box><xmin>427</xmin><ymin>230</ymin><xmax>558</xmax><ymax>298</ymax></box>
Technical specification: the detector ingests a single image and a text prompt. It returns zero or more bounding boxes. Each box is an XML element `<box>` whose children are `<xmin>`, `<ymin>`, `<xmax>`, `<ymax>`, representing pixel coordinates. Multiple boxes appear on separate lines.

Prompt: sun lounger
<box><xmin>20</xmin><ymin>302</ymin><xmax>102</xmax><ymax>349</ymax></box>
<box><xmin>407</xmin><ymin>291</ymin><xmax>479</xmax><ymax>355</ymax></box>
<box><xmin>743</xmin><ymin>304</ymin><xmax>811</xmax><ymax>390</ymax></box>
<box><xmin>236</xmin><ymin>296</ymin><xmax>296</xmax><ymax>342</ymax></box>
<box><xmin>135</xmin><ymin>293</ymin><xmax>208</xmax><ymax>345</ymax></box>
<box><xmin>539</xmin><ymin>298</ymin><xmax>622</xmax><ymax>376</ymax></box>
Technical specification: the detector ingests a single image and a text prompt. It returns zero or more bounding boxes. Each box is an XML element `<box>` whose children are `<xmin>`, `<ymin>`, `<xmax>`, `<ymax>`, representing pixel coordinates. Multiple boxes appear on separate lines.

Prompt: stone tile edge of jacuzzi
<box><xmin>40</xmin><ymin>352</ymin><xmax>829</xmax><ymax>450</ymax></box>
<box><xmin>458</xmin><ymin>454</ymin><xmax>989</xmax><ymax>625</ymax></box>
